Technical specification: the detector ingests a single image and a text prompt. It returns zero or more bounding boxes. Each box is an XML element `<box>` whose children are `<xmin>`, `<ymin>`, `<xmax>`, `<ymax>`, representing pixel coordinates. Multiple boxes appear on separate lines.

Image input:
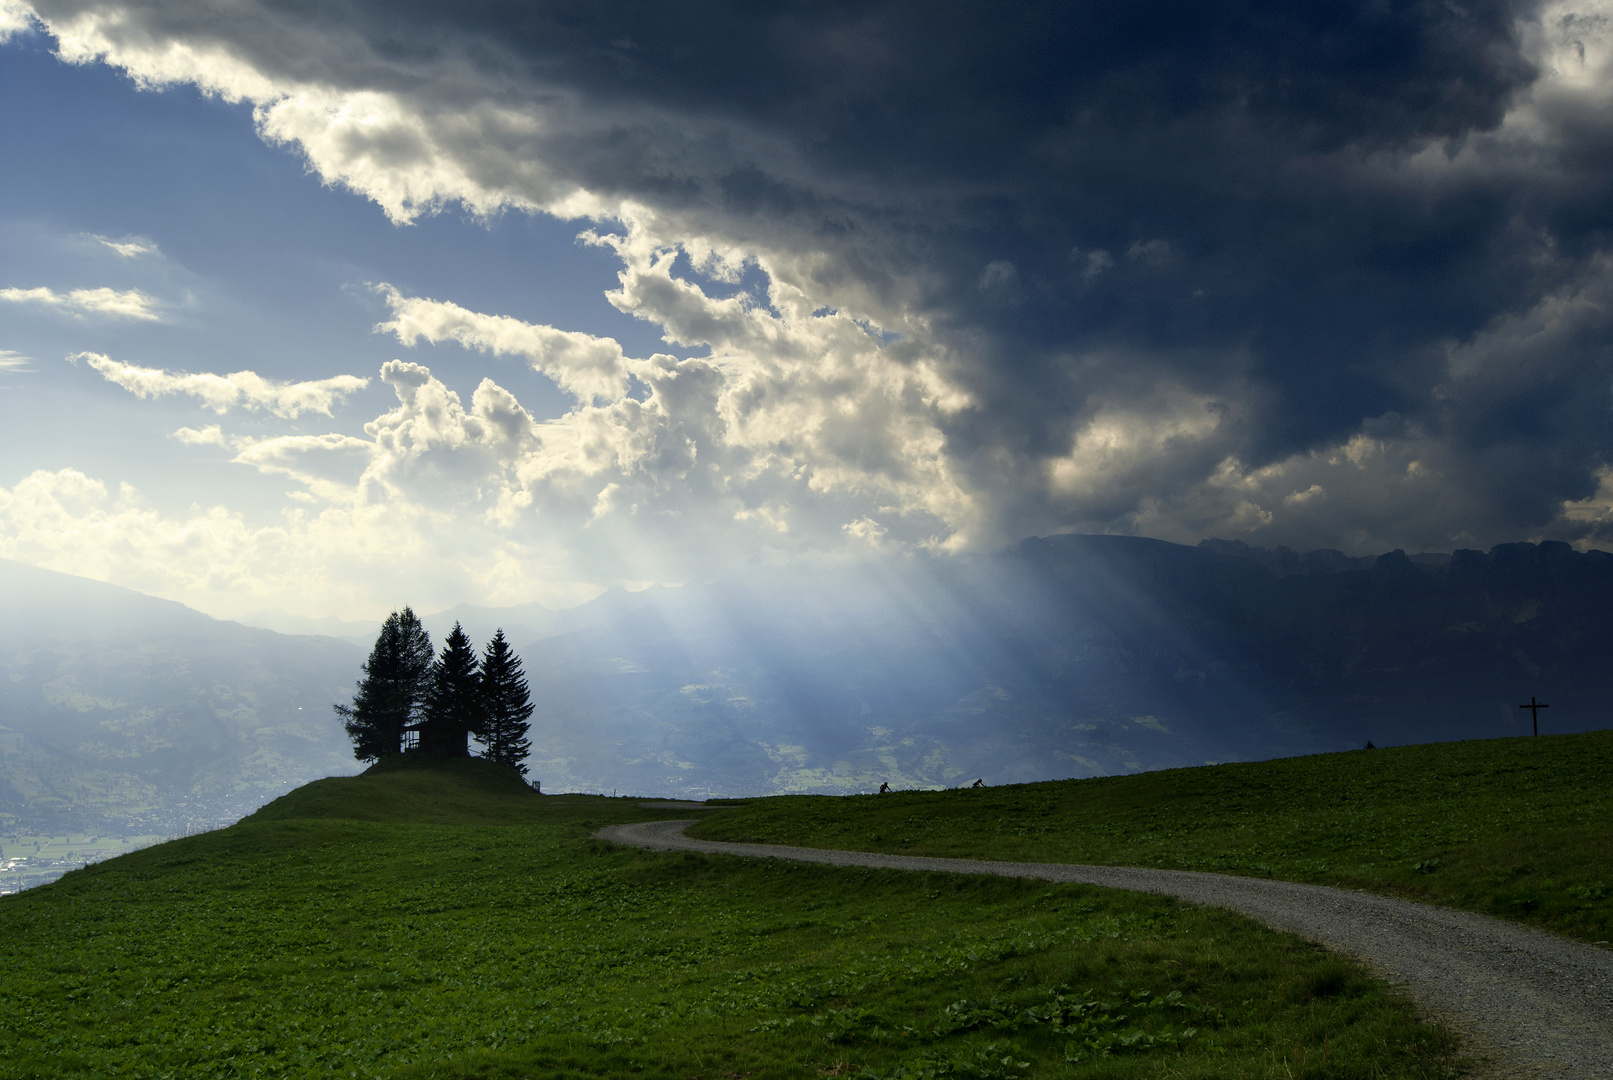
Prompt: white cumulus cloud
<box><xmin>78</xmin><ymin>352</ymin><xmax>369</xmax><ymax>418</ymax></box>
<box><xmin>85</xmin><ymin>233</ymin><xmax>159</xmax><ymax>258</ymax></box>
<box><xmin>1</xmin><ymin>285</ymin><xmax>163</xmax><ymax>321</ymax></box>
<box><xmin>170</xmin><ymin>424</ymin><xmax>227</xmax><ymax>446</ymax></box>
<box><xmin>0</xmin><ymin>0</ymin><xmax>33</xmax><ymax>39</ymax></box>
<box><xmin>374</xmin><ymin>260</ymin><xmax>978</xmax><ymax>552</ymax></box>
<box><xmin>375</xmin><ymin>285</ymin><xmax>631</xmax><ymax>403</ymax></box>
<box><xmin>0</xmin><ymin>466</ymin><xmax>469</xmax><ymax>619</ymax></box>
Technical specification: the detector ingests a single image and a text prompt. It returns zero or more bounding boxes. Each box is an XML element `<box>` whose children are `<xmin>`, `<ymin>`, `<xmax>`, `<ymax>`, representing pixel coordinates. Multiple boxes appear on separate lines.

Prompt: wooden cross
<box><xmin>1519</xmin><ymin>696</ymin><xmax>1549</xmax><ymax>736</ymax></box>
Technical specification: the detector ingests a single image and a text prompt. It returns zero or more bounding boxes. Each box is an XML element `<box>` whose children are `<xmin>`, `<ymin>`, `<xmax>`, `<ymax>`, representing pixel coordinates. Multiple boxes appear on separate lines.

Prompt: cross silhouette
<box><xmin>1519</xmin><ymin>696</ymin><xmax>1549</xmax><ymax>736</ymax></box>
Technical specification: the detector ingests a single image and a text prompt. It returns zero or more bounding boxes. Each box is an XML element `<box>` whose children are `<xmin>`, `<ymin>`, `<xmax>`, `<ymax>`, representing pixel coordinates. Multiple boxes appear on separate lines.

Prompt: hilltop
<box><xmin>246</xmin><ymin>754</ymin><xmax>549</xmax><ymax>826</ymax></box>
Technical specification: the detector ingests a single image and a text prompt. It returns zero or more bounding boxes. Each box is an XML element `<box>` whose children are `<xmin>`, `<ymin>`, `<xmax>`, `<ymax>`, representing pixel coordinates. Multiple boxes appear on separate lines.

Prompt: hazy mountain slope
<box><xmin>515</xmin><ymin>545</ymin><xmax>1289</xmax><ymax>796</ymax></box>
<box><xmin>0</xmin><ymin>560</ymin><xmax>362</xmax><ymax>837</ymax></box>
<box><xmin>235</xmin><ymin>599</ymin><xmax>562</xmax><ymax>651</ymax></box>
<box><xmin>233</xmin><ymin>608</ymin><xmax>377</xmax><ymax>645</ymax></box>
<box><xmin>417</xmin><ymin>601</ymin><xmax>559</xmax><ymax>657</ymax></box>
<box><xmin>4</xmin><ymin>534</ymin><xmax>1607</xmax><ymax>822</ymax></box>
<box><xmin>516</xmin><ymin>537</ymin><xmax>1613</xmax><ymax>797</ymax></box>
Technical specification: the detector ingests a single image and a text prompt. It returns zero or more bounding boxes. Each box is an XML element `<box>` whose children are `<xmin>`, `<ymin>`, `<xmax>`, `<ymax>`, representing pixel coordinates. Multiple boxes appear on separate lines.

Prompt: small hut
<box><xmin>401</xmin><ymin>718</ymin><xmax>470</xmax><ymax>757</ymax></box>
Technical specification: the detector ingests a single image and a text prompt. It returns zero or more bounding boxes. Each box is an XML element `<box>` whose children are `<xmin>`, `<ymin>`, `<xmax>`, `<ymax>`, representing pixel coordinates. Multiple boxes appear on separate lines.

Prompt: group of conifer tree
<box><xmin>336</xmin><ymin>607</ymin><xmax>534</xmax><ymax>775</ymax></box>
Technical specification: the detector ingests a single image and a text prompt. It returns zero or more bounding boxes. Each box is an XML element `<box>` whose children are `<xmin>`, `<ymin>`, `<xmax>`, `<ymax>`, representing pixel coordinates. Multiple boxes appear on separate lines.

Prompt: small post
<box><xmin>1519</xmin><ymin>696</ymin><xmax>1549</xmax><ymax>736</ymax></box>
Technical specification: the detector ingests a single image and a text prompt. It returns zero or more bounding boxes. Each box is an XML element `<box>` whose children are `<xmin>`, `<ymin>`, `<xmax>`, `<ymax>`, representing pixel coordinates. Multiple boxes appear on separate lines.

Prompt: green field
<box><xmin>692</xmin><ymin>731</ymin><xmax>1613</xmax><ymax>943</ymax></box>
<box><xmin>0</xmin><ymin>756</ymin><xmax>1464</xmax><ymax>1079</ymax></box>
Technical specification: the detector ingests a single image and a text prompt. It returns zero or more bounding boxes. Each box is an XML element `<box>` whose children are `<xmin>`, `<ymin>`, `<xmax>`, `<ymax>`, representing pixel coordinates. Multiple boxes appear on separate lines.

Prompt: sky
<box><xmin>2</xmin><ymin>0</ymin><xmax>1612</xmax><ymax>622</ymax></box>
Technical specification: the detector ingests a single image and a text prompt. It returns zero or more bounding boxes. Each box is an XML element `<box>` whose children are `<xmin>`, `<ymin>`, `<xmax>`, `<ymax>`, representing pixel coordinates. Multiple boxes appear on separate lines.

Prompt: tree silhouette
<box><xmin>335</xmin><ymin>608</ymin><xmax>433</xmax><ymax>761</ymax></box>
<box><xmin>418</xmin><ymin>622</ymin><xmax>486</xmax><ymax>757</ymax></box>
<box><xmin>478</xmin><ymin>629</ymin><xmax>533</xmax><ymax>774</ymax></box>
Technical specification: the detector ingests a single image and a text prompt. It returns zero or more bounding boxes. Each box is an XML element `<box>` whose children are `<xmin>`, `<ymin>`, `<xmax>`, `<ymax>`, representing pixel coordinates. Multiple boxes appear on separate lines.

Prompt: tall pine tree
<box><xmin>477</xmin><ymin>629</ymin><xmax>533</xmax><ymax>775</ymax></box>
<box><xmin>418</xmin><ymin>621</ymin><xmax>486</xmax><ymax>757</ymax></box>
<box><xmin>335</xmin><ymin>607</ymin><xmax>433</xmax><ymax>761</ymax></box>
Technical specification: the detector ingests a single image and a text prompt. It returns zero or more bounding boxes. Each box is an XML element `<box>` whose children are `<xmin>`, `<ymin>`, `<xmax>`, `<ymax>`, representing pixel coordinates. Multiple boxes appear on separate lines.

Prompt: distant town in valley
<box><xmin>1</xmin><ymin>791</ymin><xmax>271</xmax><ymax>894</ymax></box>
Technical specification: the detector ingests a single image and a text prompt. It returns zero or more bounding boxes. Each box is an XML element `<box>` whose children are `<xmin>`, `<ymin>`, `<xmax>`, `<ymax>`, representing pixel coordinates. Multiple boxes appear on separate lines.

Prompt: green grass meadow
<box><xmin>693</xmin><ymin>730</ymin><xmax>1613</xmax><ymax>943</ymax></box>
<box><xmin>0</xmin><ymin>757</ymin><xmax>1465</xmax><ymax>1079</ymax></box>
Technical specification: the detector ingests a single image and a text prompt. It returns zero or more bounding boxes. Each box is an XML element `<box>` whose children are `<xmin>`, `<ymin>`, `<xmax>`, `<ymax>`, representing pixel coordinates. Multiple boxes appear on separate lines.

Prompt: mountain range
<box><xmin>3</xmin><ymin>534</ymin><xmax>1609</xmax><ymax>843</ymax></box>
<box><xmin>0</xmin><ymin>559</ymin><xmax>363</xmax><ymax>839</ymax></box>
<box><xmin>519</xmin><ymin>535</ymin><xmax>1613</xmax><ymax>796</ymax></box>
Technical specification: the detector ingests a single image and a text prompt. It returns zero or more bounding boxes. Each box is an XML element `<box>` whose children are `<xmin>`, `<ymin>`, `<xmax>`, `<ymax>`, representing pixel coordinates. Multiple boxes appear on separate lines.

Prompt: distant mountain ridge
<box><xmin>1197</xmin><ymin>537</ymin><xmax>1395</xmax><ymax>574</ymax></box>
<box><xmin>3</xmin><ymin>535</ymin><xmax>1609</xmax><ymax>845</ymax></box>
<box><xmin>236</xmin><ymin>599</ymin><xmax>565</xmax><ymax>651</ymax></box>
<box><xmin>510</xmin><ymin>535</ymin><xmax>1613</xmax><ymax>797</ymax></box>
<box><xmin>0</xmin><ymin>559</ymin><xmax>361</xmax><ymax>839</ymax></box>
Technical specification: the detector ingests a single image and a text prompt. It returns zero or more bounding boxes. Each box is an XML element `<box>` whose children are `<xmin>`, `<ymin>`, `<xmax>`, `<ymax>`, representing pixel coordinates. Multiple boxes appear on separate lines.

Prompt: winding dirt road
<box><xmin>599</xmin><ymin>818</ymin><xmax>1613</xmax><ymax>1079</ymax></box>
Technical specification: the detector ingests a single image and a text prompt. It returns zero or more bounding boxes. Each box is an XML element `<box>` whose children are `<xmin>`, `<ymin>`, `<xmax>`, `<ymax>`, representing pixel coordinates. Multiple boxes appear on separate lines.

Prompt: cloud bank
<box><xmin>6</xmin><ymin>0</ymin><xmax>1613</xmax><ymax>614</ymax></box>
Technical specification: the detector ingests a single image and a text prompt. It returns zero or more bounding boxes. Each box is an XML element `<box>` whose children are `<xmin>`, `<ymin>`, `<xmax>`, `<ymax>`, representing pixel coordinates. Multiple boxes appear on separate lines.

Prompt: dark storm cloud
<box><xmin>25</xmin><ymin>0</ymin><xmax>1613</xmax><ymax>552</ymax></box>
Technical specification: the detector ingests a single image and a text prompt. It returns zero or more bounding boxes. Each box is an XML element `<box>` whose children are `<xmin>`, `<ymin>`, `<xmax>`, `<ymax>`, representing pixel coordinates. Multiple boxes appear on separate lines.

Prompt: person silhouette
<box><xmin>971</xmin><ymin>778</ymin><xmax>984</xmax><ymax>788</ymax></box>
<box><xmin>878</xmin><ymin>782</ymin><xmax>890</xmax><ymax>794</ymax></box>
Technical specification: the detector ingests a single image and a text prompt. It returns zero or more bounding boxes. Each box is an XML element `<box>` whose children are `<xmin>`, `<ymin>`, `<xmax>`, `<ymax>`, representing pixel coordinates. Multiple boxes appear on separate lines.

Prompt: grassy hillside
<box><xmin>692</xmin><ymin>730</ymin><xmax>1613</xmax><ymax>942</ymax></box>
<box><xmin>0</xmin><ymin>758</ymin><xmax>1464</xmax><ymax>1079</ymax></box>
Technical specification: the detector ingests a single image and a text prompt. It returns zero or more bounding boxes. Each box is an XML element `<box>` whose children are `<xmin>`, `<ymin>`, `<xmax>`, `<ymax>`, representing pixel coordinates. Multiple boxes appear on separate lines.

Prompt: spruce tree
<box><xmin>477</xmin><ymin>629</ymin><xmax>534</xmax><ymax>774</ymax></box>
<box><xmin>419</xmin><ymin>621</ymin><xmax>486</xmax><ymax>756</ymax></box>
<box><xmin>335</xmin><ymin>607</ymin><xmax>433</xmax><ymax>762</ymax></box>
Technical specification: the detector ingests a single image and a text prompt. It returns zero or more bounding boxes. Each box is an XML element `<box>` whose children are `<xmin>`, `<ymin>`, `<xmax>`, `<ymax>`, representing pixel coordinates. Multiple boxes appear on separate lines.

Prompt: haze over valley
<box><xmin>7</xmin><ymin>531</ymin><xmax>1608</xmax><ymax>890</ymax></box>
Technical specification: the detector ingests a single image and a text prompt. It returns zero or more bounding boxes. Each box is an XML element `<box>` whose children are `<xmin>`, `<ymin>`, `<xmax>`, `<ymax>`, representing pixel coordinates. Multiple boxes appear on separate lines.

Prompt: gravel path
<box><xmin>598</xmin><ymin>819</ymin><xmax>1613</xmax><ymax>1078</ymax></box>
